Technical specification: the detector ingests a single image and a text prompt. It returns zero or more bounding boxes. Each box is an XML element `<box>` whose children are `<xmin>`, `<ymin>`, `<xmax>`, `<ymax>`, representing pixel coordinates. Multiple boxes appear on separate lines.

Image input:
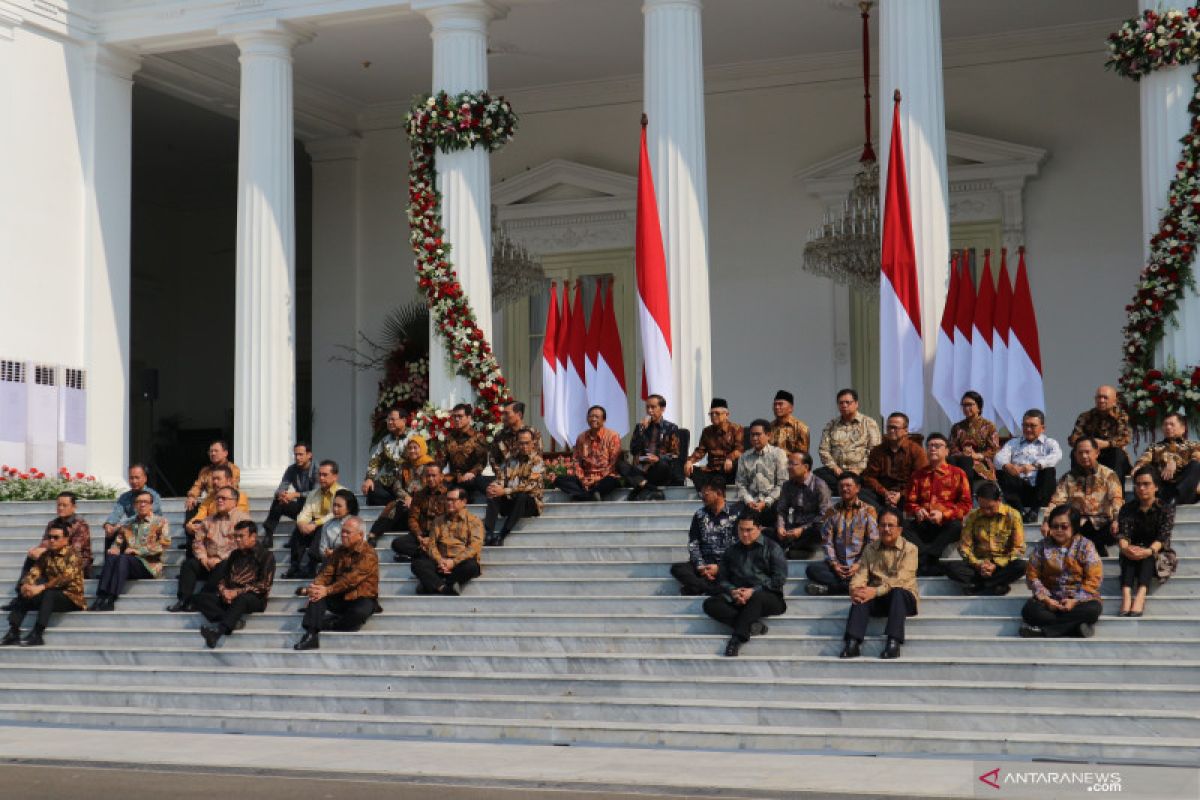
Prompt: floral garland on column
<box><xmin>404</xmin><ymin>91</ymin><xmax>517</xmax><ymax>439</ymax></box>
<box><xmin>1107</xmin><ymin>8</ymin><xmax>1200</xmax><ymax>431</ymax></box>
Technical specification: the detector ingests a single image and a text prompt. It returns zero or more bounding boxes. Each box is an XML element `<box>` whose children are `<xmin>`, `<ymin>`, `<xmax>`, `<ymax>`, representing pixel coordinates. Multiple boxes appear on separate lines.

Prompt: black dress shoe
<box><xmin>839</xmin><ymin>639</ymin><xmax>861</xmax><ymax>659</ymax></box>
<box><xmin>293</xmin><ymin>632</ymin><xmax>320</xmax><ymax>651</ymax></box>
<box><xmin>748</xmin><ymin>621</ymin><xmax>769</xmax><ymax>637</ymax></box>
<box><xmin>805</xmin><ymin>583</ymin><xmax>829</xmax><ymax>596</ymax></box>
<box><xmin>440</xmin><ymin>582</ymin><xmax>460</xmax><ymax>596</ymax></box>
<box><xmin>724</xmin><ymin>636</ymin><xmax>742</xmax><ymax>657</ymax></box>
<box><xmin>880</xmin><ymin>638</ymin><xmax>902</xmax><ymax>659</ymax></box>
<box><xmin>0</xmin><ymin>628</ymin><xmax>20</xmax><ymax>646</ymax></box>
<box><xmin>200</xmin><ymin>624</ymin><xmax>221</xmax><ymax>649</ymax></box>
<box><xmin>0</xmin><ymin>600</ymin><xmax>14</xmax><ymax>612</ymax></box>
<box><xmin>19</xmin><ymin>630</ymin><xmax>44</xmax><ymax>647</ymax></box>
<box><xmin>625</xmin><ymin>486</ymin><xmax>644</xmax><ymax>502</ymax></box>
<box><xmin>282</xmin><ymin>568</ymin><xmax>302</xmax><ymax>579</ymax></box>
<box><xmin>1078</xmin><ymin>623</ymin><xmax>1096</xmax><ymax>638</ymax></box>
<box><xmin>988</xmin><ymin>584</ymin><xmax>1011</xmax><ymax>596</ymax></box>
<box><xmin>166</xmin><ymin>601</ymin><xmax>191</xmax><ymax>613</ymax></box>
<box><xmin>234</xmin><ymin>618</ymin><xmax>246</xmax><ymax>631</ymax></box>
<box><xmin>1018</xmin><ymin>623</ymin><xmax>1044</xmax><ymax>638</ymax></box>
<box><xmin>961</xmin><ymin>584</ymin><xmax>980</xmax><ymax>596</ymax></box>
<box><xmin>89</xmin><ymin>596</ymin><xmax>114</xmax><ymax>611</ymax></box>
<box><xmin>393</xmin><ymin>553</ymin><xmax>412</xmax><ymax>563</ymax></box>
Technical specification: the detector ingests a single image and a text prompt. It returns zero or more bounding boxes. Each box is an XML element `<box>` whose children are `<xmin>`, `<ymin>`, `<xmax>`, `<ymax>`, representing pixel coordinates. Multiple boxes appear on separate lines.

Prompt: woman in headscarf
<box><xmin>370</xmin><ymin>436</ymin><xmax>434</xmax><ymax>539</ymax></box>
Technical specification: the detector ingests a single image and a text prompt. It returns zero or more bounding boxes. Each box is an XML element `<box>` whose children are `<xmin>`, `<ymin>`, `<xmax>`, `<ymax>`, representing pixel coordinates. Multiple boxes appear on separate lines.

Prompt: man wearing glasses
<box><xmin>904</xmin><ymin>434</ymin><xmax>972</xmax><ymax>577</ymax></box>
<box><xmin>3</xmin><ymin>491</ymin><xmax>93</xmax><ymax>612</ymax></box>
<box><xmin>412</xmin><ymin>488</ymin><xmax>484</xmax><ymax>596</ymax></box>
<box><xmin>841</xmin><ymin>509</ymin><xmax>920</xmax><ymax>660</ymax></box>
<box><xmin>861</xmin><ymin>413</ymin><xmax>928</xmax><ymax>512</ymax></box>
<box><xmin>293</xmin><ymin>516</ymin><xmax>379</xmax><ymax>651</ymax></box>
<box><xmin>2</xmin><ymin>521</ymin><xmax>85</xmax><ymax>647</ymax></box>
<box><xmin>168</xmin><ymin>487</ymin><xmax>250</xmax><ymax>613</ymax></box>
<box><xmin>91</xmin><ymin>491</ymin><xmax>171</xmax><ymax>611</ymax></box>
<box><xmin>684</xmin><ymin>399</ymin><xmax>744</xmax><ymax>494</ymax></box>
<box><xmin>994</xmin><ymin>409</ymin><xmax>1062</xmax><ymax>523</ymax></box>
<box><xmin>193</xmin><ymin>520</ymin><xmax>275</xmax><ymax>649</ymax></box>
<box><xmin>440</xmin><ymin>403</ymin><xmax>491</xmax><ymax>503</ymax></box>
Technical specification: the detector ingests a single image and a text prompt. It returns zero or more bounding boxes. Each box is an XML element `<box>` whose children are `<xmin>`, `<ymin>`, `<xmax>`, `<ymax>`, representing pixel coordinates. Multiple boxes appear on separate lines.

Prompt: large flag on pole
<box><xmin>969</xmin><ymin>250</ymin><xmax>996</xmax><ymax>419</ymax></box>
<box><xmin>1006</xmin><ymin>247</ymin><xmax>1044</xmax><ymax>422</ymax></box>
<box><xmin>585</xmin><ymin>280</ymin><xmax>603</xmax><ymax>407</ymax></box>
<box><xmin>552</xmin><ymin>281</ymin><xmax>573</xmax><ymax>447</ymax></box>
<box><xmin>564</xmin><ymin>281</ymin><xmax>589</xmax><ymax>442</ymax></box>
<box><xmin>952</xmin><ymin>252</ymin><xmax>976</xmax><ymax>401</ymax></box>
<box><xmin>593</xmin><ymin>278</ymin><xmax>630</xmax><ymax>436</ymax></box>
<box><xmin>879</xmin><ymin>91</ymin><xmax>924</xmax><ymax>430</ymax></box>
<box><xmin>541</xmin><ymin>282</ymin><xmax>561</xmax><ymax>445</ymax></box>
<box><xmin>931</xmin><ymin>255</ymin><xmax>960</xmax><ymax>420</ymax></box>
<box><xmin>992</xmin><ymin>249</ymin><xmax>1016</xmax><ymax>432</ymax></box>
<box><xmin>635</xmin><ymin>114</ymin><xmax>676</xmax><ymax>419</ymax></box>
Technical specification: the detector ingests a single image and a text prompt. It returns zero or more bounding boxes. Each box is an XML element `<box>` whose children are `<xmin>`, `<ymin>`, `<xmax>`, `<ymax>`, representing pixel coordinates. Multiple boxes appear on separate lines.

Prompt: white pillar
<box><xmin>308</xmin><ymin>136</ymin><xmax>362</xmax><ymax>476</ymax></box>
<box><xmin>82</xmin><ymin>45</ymin><xmax>140</xmax><ymax>485</ymax></box>
<box><xmin>416</xmin><ymin>0</ymin><xmax>501</xmax><ymax>407</ymax></box>
<box><xmin>223</xmin><ymin>20</ymin><xmax>306</xmax><ymax>492</ymax></box>
<box><xmin>643</xmin><ymin>0</ymin><xmax>712</xmax><ymax>438</ymax></box>
<box><xmin>880</xmin><ymin>0</ymin><xmax>949</xmax><ymax>432</ymax></box>
<box><xmin>1140</xmin><ymin>41</ymin><xmax>1200</xmax><ymax>372</ymax></box>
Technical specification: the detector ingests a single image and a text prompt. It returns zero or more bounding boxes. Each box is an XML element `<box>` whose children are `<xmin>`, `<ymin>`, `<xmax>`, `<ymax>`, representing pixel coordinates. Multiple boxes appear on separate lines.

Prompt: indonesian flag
<box><xmin>879</xmin><ymin>93</ymin><xmax>924</xmax><ymax>430</ymax></box>
<box><xmin>564</xmin><ymin>281</ymin><xmax>589</xmax><ymax>443</ymax></box>
<box><xmin>541</xmin><ymin>282</ymin><xmax>561</xmax><ymax>445</ymax></box>
<box><xmin>552</xmin><ymin>282</ymin><xmax>573</xmax><ymax>447</ymax></box>
<box><xmin>992</xmin><ymin>250</ymin><xmax>1016</xmax><ymax>433</ymax></box>
<box><xmin>635</xmin><ymin>117</ymin><xmax>676</xmax><ymax>419</ymax></box>
<box><xmin>1005</xmin><ymin>247</ymin><xmax>1044</xmax><ymax>423</ymax></box>
<box><xmin>953</xmin><ymin>252</ymin><xmax>976</xmax><ymax>402</ymax></box>
<box><xmin>969</xmin><ymin>250</ymin><xmax>996</xmax><ymax>420</ymax></box>
<box><xmin>593</xmin><ymin>278</ymin><xmax>630</xmax><ymax>436</ymax></box>
<box><xmin>585</xmin><ymin>280</ymin><xmax>603</xmax><ymax>408</ymax></box>
<box><xmin>931</xmin><ymin>254</ymin><xmax>960</xmax><ymax>420</ymax></box>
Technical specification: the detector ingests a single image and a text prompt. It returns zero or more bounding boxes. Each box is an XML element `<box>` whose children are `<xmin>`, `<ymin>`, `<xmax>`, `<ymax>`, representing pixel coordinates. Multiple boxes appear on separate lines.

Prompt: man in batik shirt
<box><xmin>1133</xmin><ymin>412</ymin><xmax>1200</xmax><ymax>506</ymax></box>
<box><xmin>556</xmin><ymin>406</ymin><xmax>622</xmax><ymax>501</ymax></box>
<box><xmin>684</xmin><ymin>398</ymin><xmax>744</xmax><ymax>493</ymax></box>
<box><xmin>806</xmin><ymin>473</ymin><xmax>877</xmax><ymax>595</ymax></box>
<box><xmin>767</xmin><ymin>390</ymin><xmax>809</xmax><ymax>454</ymax></box>
<box><xmin>619</xmin><ymin>393</ymin><xmax>681</xmax><ymax>501</ymax></box>
<box><xmin>904</xmin><ymin>434</ymin><xmax>972</xmax><ymax>577</ymax></box>
<box><xmin>194</xmin><ymin>520</ymin><xmax>275</xmax><ymax>648</ymax></box>
<box><xmin>1045</xmin><ymin>438</ymin><xmax>1124</xmax><ymax>556</ymax></box>
<box><xmin>440</xmin><ymin>403</ymin><xmax>491</xmax><ymax>503</ymax></box>
<box><xmin>1068</xmin><ymin>385</ymin><xmax>1133</xmax><ymax>484</ymax></box>
<box><xmin>361</xmin><ymin>406</ymin><xmax>412</xmax><ymax>506</ymax></box>
<box><xmin>484</xmin><ymin>428</ymin><xmax>545</xmax><ymax>545</ymax></box>
<box><xmin>815</xmin><ymin>388</ymin><xmax>882</xmax><ymax>491</ymax></box>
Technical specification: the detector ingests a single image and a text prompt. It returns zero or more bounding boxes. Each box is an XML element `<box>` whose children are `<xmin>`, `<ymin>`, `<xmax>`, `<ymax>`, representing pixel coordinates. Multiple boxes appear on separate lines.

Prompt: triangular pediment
<box><xmin>493</xmin><ymin>159</ymin><xmax>636</xmax><ymax>207</ymax></box>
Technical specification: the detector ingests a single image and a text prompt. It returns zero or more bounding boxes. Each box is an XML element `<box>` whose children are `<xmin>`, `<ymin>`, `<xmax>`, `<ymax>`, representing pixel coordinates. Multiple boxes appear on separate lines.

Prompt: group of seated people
<box><xmin>1</xmin><ymin>384</ymin><xmax>1193</xmax><ymax>658</ymax></box>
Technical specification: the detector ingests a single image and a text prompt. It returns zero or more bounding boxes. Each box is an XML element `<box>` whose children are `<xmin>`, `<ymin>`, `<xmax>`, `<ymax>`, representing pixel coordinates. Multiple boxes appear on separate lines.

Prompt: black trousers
<box><xmin>370</xmin><ymin>504</ymin><xmax>409</xmax><ymax>536</ymax></box>
<box><xmin>844</xmin><ymin>588</ymin><xmax>918</xmax><ymax>643</ymax></box>
<box><xmin>942</xmin><ymin>559</ymin><xmax>1027</xmax><ymax>591</ymax></box>
<box><xmin>805</xmin><ymin>561</ymin><xmax>852</xmax><ymax>594</ymax></box>
<box><xmin>366</xmin><ymin>484</ymin><xmax>397</xmax><ymax>507</ymax></box>
<box><xmin>11</xmin><ymin>556</ymin><xmax>36</xmax><ymax>596</ymax></box>
<box><xmin>176</xmin><ymin>558</ymin><xmax>217</xmax><ymax>600</ymax></box>
<box><xmin>289</xmin><ymin>525</ymin><xmax>322</xmax><ymax>574</ymax></box>
<box><xmin>1097</xmin><ymin>447</ymin><xmax>1132</xmax><ymax>485</ymax></box>
<box><xmin>483</xmin><ymin>493</ymin><xmax>538</xmax><ymax>537</ymax></box>
<box><xmin>449</xmin><ymin>475</ymin><xmax>493</xmax><ymax>504</ymax></box>
<box><xmin>557</xmin><ymin>475</ymin><xmax>620</xmax><ymax>500</ymax></box>
<box><xmin>858</xmin><ymin>487</ymin><xmax>904</xmax><ymax>513</ymax></box>
<box><xmin>1079</xmin><ymin>520</ymin><xmax>1117</xmax><ymax>557</ymax></box>
<box><xmin>7</xmin><ymin>588</ymin><xmax>78</xmax><ymax>630</ymax></box>
<box><xmin>690</xmin><ymin>469</ymin><xmax>737</xmax><ymax>494</ymax></box>
<box><xmin>411</xmin><ymin>555</ymin><xmax>481</xmax><ymax>594</ymax></box>
<box><xmin>703</xmin><ymin>590</ymin><xmax>786</xmax><ymax>642</ymax></box>
<box><xmin>670</xmin><ymin>562</ymin><xmax>720</xmax><ymax>596</ymax></box>
<box><xmin>997</xmin><ymin>468</ymin><xmax>1057</xmax><ymax>514</ymax></box>
<box><xmin>302</xmin><ymin>593</ymin><xmax>377</xmax><ymax>633</ymax></box>
<box><xmin>946</xmin><ymin>456</ymin><xmax>989</xmax><ymax>493</ymax></box>
<box><xmin>1119</xmin><ymin>554</ymin><xmax>1157</xmax><ymax>590</ymax></box>
<box><xmin>391</xmin><ymin>533</ymin><xmax>426</xmax><ymax>561</ymax></box>
<box><xmin>617</xmin><ymin>459</ymin><xmax>674</xmax><ymax>489</ymax></box>
<box><xmin>904</xmin><ymin>519</ymin><xmax>962</xmax><ymax>575</ymax></box>
<box><xmin>192</xmin><ymin>591</ymin><xmax>266</xmax><ymax>634</ymax></box>
<box><xmin>263</xmin><ymin>497</ymin><xmax>305</xmax><ymax>537</ymax></box>
<box><xmin>765</xmin><ymin>522</ymin><xmax>821</xmax><ymax>557</ymax></box>
<box><xmin>1162</xmin><ymin>462</ymin><xmax>1200</xmax><ymax>506</ymax></box>
<box><xmin>1021</xmin><ymin>597</ymin><xmax>1102</xmax><ymax>638</ymax></box>
<box><xmin>96</xmin><ymin>554</ymin><xmax>154</xmax><ymax>598</ymax></box>
<box><xmin>812</xmin><ymin>467</ymin><xmax>842</xmax><ymax>493</ymax></box>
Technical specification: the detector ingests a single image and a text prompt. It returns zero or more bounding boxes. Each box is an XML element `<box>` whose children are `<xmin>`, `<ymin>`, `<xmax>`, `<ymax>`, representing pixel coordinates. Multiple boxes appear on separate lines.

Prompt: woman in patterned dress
<box><xmin>949</xmin><ymin>391</ymin><xmax>1000</xmax><ymax>491</ymax></box>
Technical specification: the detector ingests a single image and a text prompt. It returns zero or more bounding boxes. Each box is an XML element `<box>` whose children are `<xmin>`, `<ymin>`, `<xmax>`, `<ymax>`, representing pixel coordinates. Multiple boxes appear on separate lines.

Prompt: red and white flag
<box><xmin>952</xmin><ymin>253</ymin><xmax>976</xmax><ymax>402</ymax></box>
<box><xmin>593</xmin><ymin>278</ymin><xmax>630</xmax><ymax>436</ymax></box>
<box><xmin>1006</xmin><ymin>247</ymin><xmax>1044</xmax><ymax>423</ymax></box>
<box><xmin>541</xmin><ymin>282</ymin><xmax>561</xmax><ymax>445</ymax></box>
<box><xmin>879</xmin><ymin>93</ymin><xmax>924</xmax><ymax>430</ymax></box>
<box><xmin>564</xmin><ymin>281</ymin><xmax>589</xmax><ymax>443</ymax></box>
<box><xmin>585</xmin><ymin>280</ymin><xmax>603</xmax><ymax>408</ymax></box>
<box><xmin>552</xmin><ymin>281</ymin><xmax>574</xmax><ymax>447</ymax></box>
<box><xmin>931</xmin><ymin>254</ymin><xmax>960</xmax><ymax>420</ymax></box>
<box><xmin>635</xmin><ymin>116</ymin><xmax>676</xmax><ymax>420</ymax></box>
<box><xmin>992</xmin><ymin>249</ymin><xmax>1016</xmax><ymax>432</ymax></box>
<box><xmin>969</xmin><ymin>250</ymin><xmax>996</xmax><ymax>419</ymax></box>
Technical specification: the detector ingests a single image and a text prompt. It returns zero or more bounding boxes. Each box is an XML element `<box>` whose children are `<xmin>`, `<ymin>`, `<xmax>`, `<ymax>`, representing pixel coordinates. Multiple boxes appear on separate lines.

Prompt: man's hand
<box><xmin>1040</xmin><ymin>595</ymin><xmax>1063</xmax><ymax>611</ymax></box>
<box><xmin>1060</xmin><ymin>598</ymin><xmax>1078</xmax><ymax>612</ymax></box>
<box><xmin>723</xmin><ymin>458</ymin><xmax>733</xmax><ymax>473</ymax></box>
<box><xmin>485</xmin><ymin>483</ymin><xmax>504</xmax><ymax>499</ymax></box>
<box><xmin>1163</xmin><ymin>461</ymin><xmax>1177</xmax><ymax>481</ymax></box>
<box><xmin>641</xmin><ymin>415</ymin><xmax>652</xmax><ymax>430</ymax></box>
<box><xmin>885</xmin><ymin>491</ymin><xmax>902</xmax><ymax>507</ymax></box>
<box><xmin>1003</xmin><ymin>463</ymin><xmax>1020</xmax><ymax>477</ymax></box>
<box><xmin>362</xmin><ymin>478</ymin><xmax>375</xmax><ymax>495</ymax></box>
<box><xmin>642</xmin><ymin>454</ymin><xmax>659</xmax><ymax>464</ymax></box>
<box><xmin>107</xmin><ymin>545</ymin><xmax>121</xmax><ymax>556</ymax></box>
<box><xmin>850</xmin><ymin>586</ymin><xmax>876</xmax><ymax>604</ymax></box>
<box><xmin>731</xmin><ymin>587</ymin><xmax>753</xmax><ymax>605</ymax></box>
<box><xmin>438</xmin><ymin>558</ymin><xmax>455</xmax><ymax>574</ymax></box>
<box><xmin>26</xmin><ymin>546</ymin><xmax>45</xmax><ymax>560</ymax></box>
<box><xmin>185</xmin><ymin>496</ymin><xmax>198</xmax><ymax>511</ymax></box>
<box><xmin>1110</xmin><ymin>519</ymin><xmax>1120</xmax><ymax>536</ymax></box>
<box><xmin>1020</xmin><ymin>464</ymin><xmax>1036</xmax><ymax>476</ymax></box>
<box><xmin>1040</xmin><ymin>520</ymin><xmax>1050</xmax><ymax>537</ymax></box>
<box><xmin>978</xmin><ymin>561</ymin><xmax>995</xmax><ymax>578</ymax></box>
<box><xmin>929</xmin><ymin>509</ymin><xmax>945</xmax><ymax>525</ymax></box>
<box><xmin>1095</xmin><ymin>438</ymin><xmax>1110</xmax><ymax>450</ymax></box>
<box><xmin>748</xmin><ymin>500</ymin><xmax>765</xmax><ymax>513</ymax></box>
<box><xmin>831</xmin><ymin>466</ymin><xmax>843</xmax><ymax>477</ymax></box>
<box><xmin>219</xmin><ymin>587</ymin><xmax>237</xmax><ymax>604</ymax></box>
<box><xmin>462</xmin><ymin>472</ymin><xmax>476</xmax><ymax>483</ymax></box>
<box><xmin>684</xmin><ymin>461</ymin><xmax>695</xmax><ymax>478</ymax></box>
<box><xmin>307</xmin><ymin>584</ymin><xmax>329</xmax><ymax>602</ymax></box>
<box><xmin>699</xmin><ymin>564</ymin><xmax>719</xmax><ymax>581</ymax></box>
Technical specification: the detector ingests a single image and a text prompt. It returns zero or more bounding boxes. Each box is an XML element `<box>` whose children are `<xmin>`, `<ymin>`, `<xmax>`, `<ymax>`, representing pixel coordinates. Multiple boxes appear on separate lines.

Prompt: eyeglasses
<box><xmin>134</xmin><ymin>499</ymin><xmax>153</xmax><ymax>506</ymax></box>
<box><xmin>878</xmin><ymin>523</ymin><xmax>901</xmax><ymax>530</ymax></box>
<box><xmin>1048</xmin><ymin>522</ymin><xmax>1072</xmax><ymax>531</ymax></box>
<box><xmin>216</xmin><ymin>495</ymin><xmax>234</xmax><ymax>502</ymax></box>
<box><xmin>46</xmin><ymin>534</ymin><xmax>65</xmax><ymax>541</ymax></box>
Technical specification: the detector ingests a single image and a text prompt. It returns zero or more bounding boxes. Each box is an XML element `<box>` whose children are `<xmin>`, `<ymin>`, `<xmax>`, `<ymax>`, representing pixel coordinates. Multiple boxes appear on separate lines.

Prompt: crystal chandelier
<box><xmin>802</xmin><ymin>0</ymin><xmax>881</xmax><ymax>290</ymax></box>
<box><xmin>490</xmin><ymin>207</ymin><xmax>546</xmax><ymax>311</ymax></box>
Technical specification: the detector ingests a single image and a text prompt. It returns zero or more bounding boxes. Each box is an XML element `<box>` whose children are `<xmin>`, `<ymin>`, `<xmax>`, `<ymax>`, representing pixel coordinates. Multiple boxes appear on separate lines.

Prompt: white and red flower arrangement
<box><xmin>0</xmin><ymin>465</ymin><xmax>117</xmax><ymax>502</ymax></box>
<box><xmin>405</xmin><ymin>91</ymin><xmax>517</xmax><ymax>440</ymax></box>
<box><xmin>1107</xmin><ymin>7</ymin><xmax>1200</xmax><ymax>431</ymax></box>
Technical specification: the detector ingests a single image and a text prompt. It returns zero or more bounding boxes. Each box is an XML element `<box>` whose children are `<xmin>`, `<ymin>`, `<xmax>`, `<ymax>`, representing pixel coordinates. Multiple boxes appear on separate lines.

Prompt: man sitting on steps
<box><xmin>942</xmin><ymin>482</ymin><xmax>1027</xmax><ymax>596</ymax></box>
<box><xmin>293</xmin><ymin>516</ymin><xmax>379</xmax><ymax>651</ymax></box>
<box><xmin>671</xmin><ymin>477</ymin><xmax>738</xmax><ymax>596</ymax></box>
<box><xmin>168</xmin><ymin>486</ymin><xmax>249</xmax><ymax>612</ymax></box>
<box><xmin>4</xmin><ymin>491</ymin><xmax>92</xmax><ymax>612</ymax></box>
<box><xmin>412</xmin><ymin>488</ymin><xmax>485</xmax><ymax>596</ymax></box>
<box><xmin>703</xmin><ymin>516</ymin><xmax>788</xmax><ymax>658</ymax></box>
<box><xmin>805</xmin><ymin>472</ymin><xmax>877</xmax><ymax>596</ymax></box>
<box><xmin>2</xmin><ymin>521</ymin><xmax>85</xmax><ymax>647</ymax></box>
<box><xmin>484</xmin><ymin>428</ymin><xmax>545</xmax><ymax>546</ymax></box>
<box><xmin>840</xmin><ymin>508</ymin><xmax>920</xmax><ymax>660</ymax></box>
<box><xmin>193</xmin><ymin>520</ymin><xmax>275</xmax><ymax>649</ymax></box>
<box><xmin>392</xmin><ymin>464</ymin><xmax>448</xmax><ymax>563</ymax></box>
<box><xmin>771</xmin><ymin>451</ymin><xmax>831</xmax><ymax>559</ymax></box>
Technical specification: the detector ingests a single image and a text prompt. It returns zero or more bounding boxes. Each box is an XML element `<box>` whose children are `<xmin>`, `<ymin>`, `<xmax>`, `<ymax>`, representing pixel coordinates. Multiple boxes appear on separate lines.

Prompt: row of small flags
<box><xmin>540</xmin><ymin>117</ymin><xmax>674</xmax><ymax>447</ymax></box>
<box><xmin>879</xmin><ymin>91</ymin><xmax>1043</xmax><ymax>432</ymax></box>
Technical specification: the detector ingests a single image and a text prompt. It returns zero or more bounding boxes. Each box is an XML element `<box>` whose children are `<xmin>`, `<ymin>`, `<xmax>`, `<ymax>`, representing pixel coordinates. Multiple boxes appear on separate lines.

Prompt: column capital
<box><xmin>413</xmin><ymin>0</ymin><xmax>508</xmax><ymax>29</ymax></box>
<box><xmin>85</xmin><ymin>44</ymin><xmax>142</xmax><ymax>81</ymax></box>
<box><xmin>219</xmin><ymin>18</ymin><xmax>311</xmax><ymax>57</ymax></box>
<box><xmin>306</xmin><ymin>135</ymin><xmax>363</xmax><ymax>163</ymax></box>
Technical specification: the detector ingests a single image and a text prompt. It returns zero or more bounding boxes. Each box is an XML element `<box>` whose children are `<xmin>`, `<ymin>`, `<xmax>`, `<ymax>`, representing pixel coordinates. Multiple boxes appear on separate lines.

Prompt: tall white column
<box><xmin>416</xmin><ymin>0</ymin><xmax>501</xmax><ymax>407</ymax></box>
<box><xmin>222</xmin><ymin>20</ymin><xmax>306</xmax><ymax>492</ymax></box>
<box><xmin>82</xmin><ymin>45</ymin><xmax>140</xmax><ymax>485</ymax></box>
<box><xmin>880</xmin><ymin>0</ymin><xmax>949</xmax><ymax>432</ymax></box>
<box><xmin>643</xmin><ymin>0</ymin><xmax>712</xmax><ymax>438</ymax></box>
<box><xmin>1140</xmin><ymin>37</ymin><xmax>1200</xmax><ymax>372</ymax></box>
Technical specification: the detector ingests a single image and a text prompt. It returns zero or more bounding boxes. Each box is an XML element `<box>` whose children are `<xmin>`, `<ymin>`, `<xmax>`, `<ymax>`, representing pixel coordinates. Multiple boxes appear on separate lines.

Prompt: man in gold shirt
<box><xmin>2</xmin><ymin>521</ymin><xmax>85</xmax><ymax>647</ymax></box>
<box><xmin>411</xmin><ymin>488</ymin><xmax>484</xmax><ymax>596</ymax></box>
<box><xmin>184</xmin><ymin>440</ymin><xmax>240</xmax><ymax>512</ymax></box>
<box><xmin>841</xmin><ymin>508</ymin><xmax>919</xmax><ymax>660</ymax></box>
<box><xmin>767</xmin><ymin>390</ymin><xmax>810</xmax><ymax>454</ymax></box>
<box><xmin>286</xmin><ymin>460</ymin><xmax>346</xmax><ymax>579</ymax></box>
<box><xmin>183</xmin><ymin>465</ymin><xmax>249</xmax><ymax>555</ymax></box>
<box><xmin>942</xmin><ymin>483</ymin><xmax>1026</xmax><ymax>596</ymax></box>
<box><xmin>293</xmin><ymin>516</ymin><xmax>378</xmax><ymax>650</ymax></box>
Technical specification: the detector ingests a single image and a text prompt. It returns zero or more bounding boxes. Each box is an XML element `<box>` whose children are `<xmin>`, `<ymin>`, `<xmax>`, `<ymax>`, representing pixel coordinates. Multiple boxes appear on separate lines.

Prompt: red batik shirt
<box><xmin>905</xmin><ymin>463</ymin><xmax>972</xmax><ymax>521</ymax></box>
